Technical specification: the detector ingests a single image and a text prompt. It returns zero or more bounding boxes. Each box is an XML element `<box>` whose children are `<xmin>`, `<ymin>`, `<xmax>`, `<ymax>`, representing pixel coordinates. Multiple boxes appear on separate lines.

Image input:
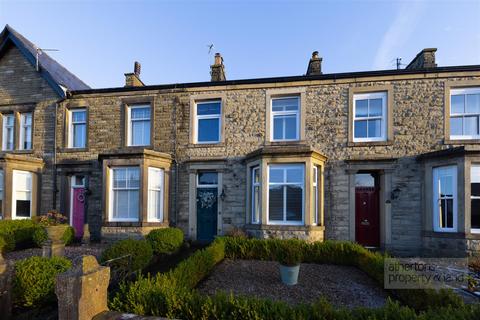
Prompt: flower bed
<box><xmin>110</xmin><ymin>237</ymin><xmax>480</xmax><ymax>319</ymax></box>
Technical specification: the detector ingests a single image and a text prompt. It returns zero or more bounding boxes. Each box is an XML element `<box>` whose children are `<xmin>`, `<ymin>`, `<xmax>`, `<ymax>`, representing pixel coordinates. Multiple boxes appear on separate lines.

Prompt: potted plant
<box><xmin>36</xmin><ymin>210</ymin><xmax>68</xmax><ymax>243</ymax></box>
<box><xmin>276</xmin><ymin>243</ymin><xmax>303</xmax><ymax>285</ymax></box>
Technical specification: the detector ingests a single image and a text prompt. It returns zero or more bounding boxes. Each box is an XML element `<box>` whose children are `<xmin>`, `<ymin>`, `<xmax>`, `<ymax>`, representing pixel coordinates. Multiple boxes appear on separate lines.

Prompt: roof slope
<box><xmin>0</xmin><ymin>24</ymin><xmax>90</xmax><ymax>95</ymax></box>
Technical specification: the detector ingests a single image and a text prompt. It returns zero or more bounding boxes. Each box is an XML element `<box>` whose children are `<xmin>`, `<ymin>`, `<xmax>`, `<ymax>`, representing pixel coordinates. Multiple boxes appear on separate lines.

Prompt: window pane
<box><xmin>128</xmin><ymin>168</ymin><xmax>140</xmax><ymax>188</ymax></box>
<box><xmin>131</xmin><ymin>107</ymin><xmax>150</xmax><ymax>119</ymax></box>
<box><xmin>440</xmin><ymin>199</ymin><xmax>453</xmax><ymax>228</ymax></box>
<box><xmin>253</xmin><ymin>185</ymin><xmax>260</xmax><ymax>223</ymax></box>
<box><xmin>149</xmin><ymin>190</ymin><xmax>162</xmax><ymax>220</ymax></box>
<box><xmin>369</xmin><ymin>99</ymin><xmax>383</xmax><ymax>116</ymax></box>
<box><xmin>113</xmin><ymin>169</ymin><xmax>126</xmax><ymax>188</ymax></box>
<box><xmin>354</xmin><ymin>120</ymin><xmax>367</xmax><ymax>138</ymax></box>
<box><xmin>450</xmin><ymin>117</ymin><xmax>463</xmax><ymax>136</ymax></box>
<box><xmin>149</xmin><ymin>169</ymin><xmax>163</xmax><ymax>189</ymax></box>
<box><xmin>197</xmin><ymin>102</ymin><xmax>221</xmax><ymax>115</ymax></box>
<box><xmin>72</xmin><ymin>111</ymin><xmax>86</xmax><ymax>122</ymax></box>
<box><xmin>355</xmin><ymin>100</ymin><xmax>368</xmax><ymax>117</ymax></box>
<box><xmin>439</xmin><ymin>175</ymin><xmax>453</xmax><ymax>197</ymax></box>
<box><xmin>284</xmin><ymin>115</ymin><xmax>297</xmax><ymax>140</ymax></box>
<box><xmin>273</xmin><ymin>116</ymin><xmax>284</xmax><ymax>140</ymax></box>
<box><xmin>198</xmin><ymin>118</ymin><xmax>220</xmax><ymax>142</ymax></box>
<box><xmin>253</xmin><ymin>168</ymin><xmax>260</xmax><ymax>183</ymax></box>
<box><xmin>464</xmin><ymin>116</ymin><xmax>478</xmax><ymax>136</ymax></box>
<box><xmin>73</xmin><ymin>124</ymin><xmax>86</xmax><ymax>148</ymax></box>
<box><xmin>286</xmin><ymin>185</ymin><xmax>302</xmax><ymax>221</ymax></box>
<box><xmin>286</xmin><ymin>167</ymin><xmax>303</xmax><ymax>183</ymax></box>
<box><xmin>132</xmin><ymin>120</ymin><xmax>150</xmax><ymax>145</ymax></box>
<box><xmin>272</xmin><ymin>98</ymin><xmax>299</xmax><ymax>112</ymax></box>
<box><xmin>113</xmin><ymin>190</ymin><xmax>128</xmax><ymax>218</ymax></box>
<box><xmin>198</xmin><ymin>172</ymin><xmax>218</xmax><ymax>185</ymax></box>
<box><xmin>16</xmin><ymin>200</ymin><xmax>30</xmax><ymax>217</ymax></box>
<box><xmin>5</xmin><ymin>115</ymin><xmax>13</xmax><ymax>126</ymax></box>
<box><xmin>466</xmin><ymin>94</ymin><xmax>480</xmax><ymax>114</ymax></box>
<box><xmin>268</xmin><ymin>185</ymin><xmax>283</xmax><ymax>221</ymax></box>
<box><xmin>269</xmin><ymin>168</ymin><xmax>284</xmax><ymax>183</ymax></box>
<box><xmin>472</xmin><ymin>198</ymin><xmax>480</xmax><ymax>229</ymax></box>
<box><xmin>368</xmin><ymin>119</ymin><xmax>382</xmax><ymax>138</ymax></box>
<box><xmin>128</xmin><ymin>190</ymin><xmax>139</xmax><ymax>219</ymax></box>
<box><xmin>451</xmin><ymin>95</ymin><xmax>465</xmax><ymax>114</ymax></box>
<box><xmin>355</xmin><ymin>173</ymin><xmax>375</xmax><ymax>187</ymax></box>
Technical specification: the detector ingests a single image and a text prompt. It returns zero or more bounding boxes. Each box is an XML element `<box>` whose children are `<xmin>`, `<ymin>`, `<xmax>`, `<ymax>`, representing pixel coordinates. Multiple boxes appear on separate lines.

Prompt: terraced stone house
<box><xmin>1</xmin><ymin>25</ymin><xmax>480</xmax><ymax>256</ymax></box>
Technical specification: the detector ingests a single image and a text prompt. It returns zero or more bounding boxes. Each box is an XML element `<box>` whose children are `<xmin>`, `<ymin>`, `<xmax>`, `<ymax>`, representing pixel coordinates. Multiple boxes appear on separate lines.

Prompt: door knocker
<box><xmin>77</xmin><ymin>193</ymin><xmax>85</xmax><ymax>203</ymax></box>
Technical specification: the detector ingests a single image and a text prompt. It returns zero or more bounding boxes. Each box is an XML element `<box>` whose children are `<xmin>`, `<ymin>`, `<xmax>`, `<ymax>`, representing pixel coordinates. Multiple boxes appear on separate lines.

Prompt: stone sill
<box><xmin>188</xmin><ymin>143</ymin><xmax>225</xmax><ymax>148</ymax></box>
<box><xmin>103</xmin><ymin>221</ymin><xmax>169</xmax><ymax>228</ymax></box>
<box><xmin>59</xmin><ymin>147</ymin><xmax>89</xmax><ymax>153</ymax></box>
<box><xmin>245</xmin><ymin>224</ymin><xmax>325</xmax><ymax>232</ymax></box>
<box><xmin>347</xmin><ymin>140</ymin><xmax>393</xmax><ymax>147</ymax></box>
<box><xmin>421</xmin><ymin>230</ymin><xmax>480</xmax><ymax>240</ymax></box>
<box><xmin>444</xmin><ymin>139</ymin><xmax>480</xmax><ymax>145</ymax></box>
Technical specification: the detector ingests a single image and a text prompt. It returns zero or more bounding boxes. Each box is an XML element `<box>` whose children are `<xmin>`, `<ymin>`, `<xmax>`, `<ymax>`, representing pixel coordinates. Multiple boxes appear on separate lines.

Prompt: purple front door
<box><xmin>72</xmin><ymin>187</ymin><xmax>86</xmax><ymax>238</ymax></box>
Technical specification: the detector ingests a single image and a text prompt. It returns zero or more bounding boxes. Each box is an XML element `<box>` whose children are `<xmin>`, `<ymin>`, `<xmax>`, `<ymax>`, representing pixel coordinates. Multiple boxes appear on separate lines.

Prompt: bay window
<box><xmin>128</xmin><ymin>105</ymin><xmax>151</xmax><ymax>146</ymax></box>
<box><xmin>109</xmin><ymin>167</ymin><xmax>140</xmax><ymax>221</ymax></box>
<box><xmin>268</xmin><ymin>164</ymin><xmax>304</xmax><ymax>224</ymax></box>
<box><xmin>433</xmin><ymin>166</ymin><xmax>457</xmax><ymax>232</ymax></box>
<box><xmin>147</xmin><ymin>167</ymin><xmax>164</xmax><ymax>222</ymax></box>
<box><xmin>12</xmin><ymin>170</ymin><xmax>32</xmax><ymax>219</ymax></box>
<box><xmin>450</xmin><ymin>87</ymin><xmax>480</xmax><ymax>139</ymax></box>
<box><xmin>271</xmin><ymin>97</ymin><xmax>300</xmax><ymax>141</ymax></box>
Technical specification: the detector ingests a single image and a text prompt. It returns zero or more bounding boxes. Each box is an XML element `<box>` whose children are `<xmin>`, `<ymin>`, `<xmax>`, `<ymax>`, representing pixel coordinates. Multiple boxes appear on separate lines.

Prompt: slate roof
<box><xmin>0</xmin><ymin>24</ymin><xmax>90</xmax><ymax>96</ymax></box>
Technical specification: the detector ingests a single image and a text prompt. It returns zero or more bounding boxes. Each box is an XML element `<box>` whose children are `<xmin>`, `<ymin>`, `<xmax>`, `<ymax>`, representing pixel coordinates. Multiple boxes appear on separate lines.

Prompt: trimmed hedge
<box><xmin>13</xmin><ymin>256</ymin><xmax>72</xmax><ymax>308</ymax></box>
<box><xmin>0</xmin><ymin>219</ymin><xmax>40</xmax><ymax>252</ymax></box>
<box><xmin>32</xmin><ymin>225</ymin><xmax>75</xmax><ymax>247</ymax></box>
<box><xmin>146</xmin><ymin>228</ymin><xmax>184</xmax><ymax>255</ymax></box>
<box><xmin>101</xmin><ymin>238</ymin><xmax>153</xmax><ymax>274</ymax></box>
<box><xmin>110</xmin><ymin>237</ymin><xmax>474</xmax><ymax>319</ymax></box>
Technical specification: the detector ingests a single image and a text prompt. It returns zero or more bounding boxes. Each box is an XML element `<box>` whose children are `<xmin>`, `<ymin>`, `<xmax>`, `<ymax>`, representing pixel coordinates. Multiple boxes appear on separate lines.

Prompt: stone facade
<box><xmin>2</xmin><ymin>26</ymin><xmax>480</xmax><ymax>256</ymax></box>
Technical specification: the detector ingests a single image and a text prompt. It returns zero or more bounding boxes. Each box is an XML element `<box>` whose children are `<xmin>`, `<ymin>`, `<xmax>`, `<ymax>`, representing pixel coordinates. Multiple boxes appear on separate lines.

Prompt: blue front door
<box><xmin>196</xmin><ymin>172</ymin><xmax>218</xmax><ymax>242</ymax></box>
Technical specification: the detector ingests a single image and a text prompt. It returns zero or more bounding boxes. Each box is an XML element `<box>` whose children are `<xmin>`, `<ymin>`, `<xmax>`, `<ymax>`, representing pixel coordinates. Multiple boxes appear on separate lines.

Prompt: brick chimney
<box><xmin>125</xmin><ymin>61</ymin><xmax>145</xmax><ymax>87</ymax></box>
<box><xmin>306</xmin><ymin>51</ymin><xmax>322</xmax><ymax>76</ymax></box>
<box><xmin>405</xmin><ymin>48</ymin><xmax>437</xmax><ymax>70</ymax></box>
<box><xmin>210</xmin><ymin>53</ymin><xmax>226</xmax><ymax>82</ymax></box>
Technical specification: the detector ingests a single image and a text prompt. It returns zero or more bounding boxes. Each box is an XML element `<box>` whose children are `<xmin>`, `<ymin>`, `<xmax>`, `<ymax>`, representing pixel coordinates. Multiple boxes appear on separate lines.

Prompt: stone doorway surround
<box><xmin>345</xmin><ymin>159</ymin><xmax>394</xmax><ymax>250</ymax></box>
<box><xmin>187</xmin><ymin>160</ymin><xmax>225</xmax><ymax>241</ymax></box>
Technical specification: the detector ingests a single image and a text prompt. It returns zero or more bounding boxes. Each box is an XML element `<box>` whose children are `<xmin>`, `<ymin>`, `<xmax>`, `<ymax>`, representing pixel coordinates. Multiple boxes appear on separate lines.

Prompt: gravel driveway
<box><xmin>197</xmin><ymin>259</ymin><xmax>388</xmax><ymax>308</ymax></box>
<box><xmin>4</xmin><ymin>244</ymin><xmax>106</xmax><ymax>262</ymax></box>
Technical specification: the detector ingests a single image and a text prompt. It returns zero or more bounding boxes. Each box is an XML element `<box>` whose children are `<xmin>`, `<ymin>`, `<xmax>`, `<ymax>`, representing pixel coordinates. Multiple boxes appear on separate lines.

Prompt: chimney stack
<box><xmin>210</xmin><ymin>53</ymin><xmax>226</xmax><ymax>82</ymax></box>
<box><xmin>306</xmin><ymin>51</ymin><xmax>322</xmax><ymax>76</ymax></box>
<box><xmin>405</xmin><ymin>48</ymin><xmax>437</xmax><ymax>70</ymax></box>
<box><xmin>125</xmin><ymin>61</ymin><xmax>144</xmax><ymax>87</ymax></box>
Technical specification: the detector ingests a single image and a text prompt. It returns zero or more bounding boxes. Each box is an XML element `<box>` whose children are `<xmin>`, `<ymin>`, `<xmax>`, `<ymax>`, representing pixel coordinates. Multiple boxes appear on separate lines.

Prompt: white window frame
<box><xmin>352</xmin><ymin>92</ymin><xmax>387</xmax><ymax>142</ymax></box>
<box><xmin>470</xmin><ymin>165</ymin><xmax>480</xmax><ymax>234</ymax></box>
<box><xmin>251</xmin><ymin>166</ymin><xmax>260</xmax><ymax>224</ymax></box>
<box><xmin>127</xmin><ymin>105</ymin><xmax>151</xmax><ymax>147</ymax></box>
<box><xmin>19</xmin><ymin>112</ymin><xmax>32</xmax><ymax>150</ymax></box>
<box><xmin>108</xmin><ymin>166</ymin><xmax>140</xmax><ymax>222</ymax></box>
<box><xmin>147</xmin><ymin>167</ymin><xmax>164</xmax><ymax>222</ymax></box>
<box><xmin>194</xmin><ymin>100</ymin><xmax>222</xmax><ymax>144</ymax></box>
<box><xmin>449</xmin><ymin>87</ymin><xmax>480</xmax><ymax>140</ymax></box>
<box><xmin>270</xmin><ymin>96</ymin><xmax>300</xmax><ymax>142</ymax></box>
<box><xmin>68</xmin><ymin>109</ymin><xmax>87</xmax><ymax>148</ymax></box>
<box><xmin>313</xmin><ymin>166</ymin><xmax>318</xmax><ymax>225</ymax></box>
<box><xmin>432</xmin><ymin>165</ymin><xmax>458</xmax><ymax>232</ymax></box>
<box><xmin>12</xmin><ymin>170</ymin><xmax>32</xmax><ymax>220</ymax></box>
<box><xmin>267</xmin><ymin>164</ymin><xmax>304</xmax><ymax>225</ymax></box>
<box><xmin>2</xmin><ymin>114</ymin><xmax>14</xmax><ymax>151</ymax></box>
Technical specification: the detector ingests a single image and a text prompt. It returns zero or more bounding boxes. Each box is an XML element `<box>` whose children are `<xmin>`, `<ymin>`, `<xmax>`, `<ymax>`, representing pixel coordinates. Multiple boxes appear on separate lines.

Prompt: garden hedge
<box><xmin>13</xmin><ymin>256</ymin><xmax>72</xmax><ymax>308</ymax></box>
<box><xmin>101</xmin><ymin>238</ymin><xmax>153</xmax><ymax>274</ymax></box>
<box><xmin>0</xmin><ymin>219</ymin><xmax>40</xmax><ymax>252</ymax></box>
<box><xmin>110</xmin><ymin>237</ymin><xmax>477</xmax><ymax>319</ymax></box>
<box><xmin>146</xmin><ymin>227</ymin><xmax>184</xmax><ymax>255</ymax></box>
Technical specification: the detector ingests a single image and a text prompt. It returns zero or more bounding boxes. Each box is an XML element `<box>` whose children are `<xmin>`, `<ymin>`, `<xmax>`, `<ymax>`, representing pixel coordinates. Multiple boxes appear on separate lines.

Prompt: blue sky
<box><xmin>1</xmin><ymin>0</ymin><xmax>479</xmax><ymax>89</ymax></box>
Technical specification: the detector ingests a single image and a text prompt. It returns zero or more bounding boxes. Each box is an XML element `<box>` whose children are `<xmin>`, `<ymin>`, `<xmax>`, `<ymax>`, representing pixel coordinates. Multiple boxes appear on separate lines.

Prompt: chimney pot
<box><xmin>306</xmin><ymin>51</ymin><xmax>322</xmax><ymax>76</ymax></box>
<box><xmin>134</xmin><ymin>61</ymin><xmax>141</xmax><ymax>76</ymax></box>
<box><xmin>125</xmin><ymin>61</ymin><xmax>144</xmax><ymax>87</ymax></box>
<box><xmin>211</xmin><ymin>53</ymin><xmax>226</xmax><ymax>81</ymax></box>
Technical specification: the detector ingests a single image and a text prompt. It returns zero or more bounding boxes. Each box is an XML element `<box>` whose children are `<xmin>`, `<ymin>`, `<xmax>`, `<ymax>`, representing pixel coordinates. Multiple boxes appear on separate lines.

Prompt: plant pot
<box><xmin>45</xmin><ymin>225</ymin><xmax>68</xmax><ymax>243</ymax></box>
<box><xmin>279</xmin><ymin>264</ymin><xmax>300</xmax><ymax>285</ymax></box>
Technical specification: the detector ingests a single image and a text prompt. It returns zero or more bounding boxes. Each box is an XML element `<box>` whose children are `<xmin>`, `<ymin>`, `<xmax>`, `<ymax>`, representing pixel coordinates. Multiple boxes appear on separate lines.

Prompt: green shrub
<box><xmin>13</xmin><ymin>256</ymin><xmax>71</xmax><ymax>308</ymax></box>
<box><xmin>146</xmin><ymin>228</ymin><xmax>184</xmax><ymax>255</ymax></box>
<box><xmin>275</xmin><ymin>240</ymin><xmax>303</xmax><ymax>266</ymax></box>
<box><xmin>0</xmin><ymin>219</ymin><xmax>40</xmax><ymax>251</ymax></box>
<box><xmin>101</xmin><ymin>238</ymin><xmax>153</xmax><ymax>274</ymax></box>
<box><xmin>32</xmin><ymin>225</ymin><xmax>76</xmax><ymax>247</ymax></box>
<box><xmin>0</xmin><ymin>233</ymin><xmax>15</xmax><ymax>252</ymax></box>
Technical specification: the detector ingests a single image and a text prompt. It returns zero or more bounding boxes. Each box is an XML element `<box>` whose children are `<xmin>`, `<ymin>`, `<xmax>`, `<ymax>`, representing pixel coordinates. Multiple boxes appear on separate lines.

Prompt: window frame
<box><xmin>267</xmin><ymin>163</ymin><xmax>305</xmax><ymax>225</ymax></box>
<box><xmin>432</xmin><ymin>165</ymin><xmax>458</xmax><ymax>232</ymax></box>
<box><xmin>68</xmin><ymin>108</ymin><xmax>87</xmax><ymax>149</ymax></box>
<box><xmin>449</xmin><ymin>87</ymin><xmax>480</xmax><ymax>140</ymax></box>
<box><xmin>251</xmin><ymin>166</ymin><xmax>261</xmax><ymax>224</ymax></box>
<box><xmin>18</xmin><ymin>112</ymin><xmax>32</xmax><ymax>150</ymax></box>
<box><xmin>352</xmin><ymin>92</ymin><xmax>387</xmax><ymax>142</ymax></box>
<box><xmin>147</xmin><ymin>167</ymin><xmax>164</xmax><ymax>222</ymax></box>
<box><xmin>2</xmin><ymin>114</ymin><xmax>14</xmax><ymax>151</ymax></box>
<box><xmin>11</xmin><ymin>170</ymin><xmax>33</xmax><ymax>220</ymax></box>
<box><xmin>194</xmin><ymin>100</ymin><xmax>222</xmax><ymax>144</ymax></box>
<box><xmin>470</xmin><ymin>164</ymin><xmax>480</xmax><ymax>234</ymax></box>
<box><xmin>108</xmin><ymin>166</ymin><xmax>140</xmax><ymax>222</ymax></box>
<box><xmin>313</xmin><ymin>165</ymin><xmax>319</xmax><ymax>225</ymax></box>
<box><xmin>127</xmin><ymin>104</ymin><xmax>151</xmax><ymax>147</ymax></box>
<box><xmin>270</xmin><ymin>96</ymin><xmax>300</xmax><ymax>142</ymax></box>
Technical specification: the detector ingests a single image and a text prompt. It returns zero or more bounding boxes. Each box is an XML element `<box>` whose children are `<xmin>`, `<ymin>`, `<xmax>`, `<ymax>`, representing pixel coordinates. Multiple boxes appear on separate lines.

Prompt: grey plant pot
<box><xmin>279</xmin><ymin>264</ymin><xmax>300</xmax><ymax>285</ymax></box>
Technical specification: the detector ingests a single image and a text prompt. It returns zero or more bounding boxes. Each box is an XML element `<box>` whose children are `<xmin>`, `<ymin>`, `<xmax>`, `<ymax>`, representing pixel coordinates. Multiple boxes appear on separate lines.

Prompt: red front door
<box><xmin>355</xmin><ymin>186</ymin><xmax>380</xmax><ymax>247</ymax></box>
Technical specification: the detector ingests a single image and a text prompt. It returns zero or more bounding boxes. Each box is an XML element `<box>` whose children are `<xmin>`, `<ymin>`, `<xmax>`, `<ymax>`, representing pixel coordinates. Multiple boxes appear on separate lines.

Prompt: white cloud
<box><xmin>373</xmin><ymin>2</ymin><xmax>427</xmax><ymax>70</ymax></box>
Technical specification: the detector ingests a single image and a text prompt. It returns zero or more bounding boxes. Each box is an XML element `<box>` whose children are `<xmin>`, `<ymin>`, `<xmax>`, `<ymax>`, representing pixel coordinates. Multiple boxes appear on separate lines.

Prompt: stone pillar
<box><xmin>56</xmin><ymin>255</ymin><xmax>110</xmax><ymax>320</ymax></box>
<box><xmin>42</xmin><ymin>240</ymin><xmax>65</xmax><ymax>257</ymax></box>
<box><xmin>0</xmin><ymin>253</ymin><xmax>12</xmax><ymax>320</ymax></box>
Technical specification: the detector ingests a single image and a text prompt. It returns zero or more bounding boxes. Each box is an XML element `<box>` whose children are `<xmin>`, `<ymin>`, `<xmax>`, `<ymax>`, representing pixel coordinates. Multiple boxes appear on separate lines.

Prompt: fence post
<box><xmin>0</xmin><ymin>253</ymin><xmax>12</xmax><ymax>320</ymax></box>
<box><xmin>56</xmin><ymin>255</ymin><xmax>110</xmax><ymax>320</ymax></box>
